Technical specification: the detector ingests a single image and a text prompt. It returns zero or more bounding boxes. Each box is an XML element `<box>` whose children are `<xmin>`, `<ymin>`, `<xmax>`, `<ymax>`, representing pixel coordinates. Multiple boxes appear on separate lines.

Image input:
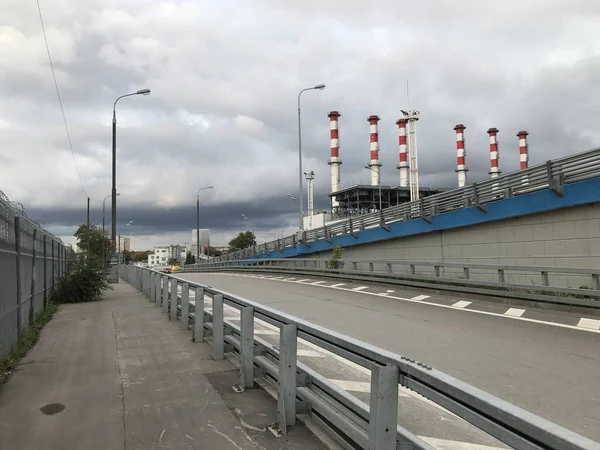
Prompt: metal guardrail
<box><xmin>0</xmin><ymin>190</ymin><xmax>67</xmax><ymax>357</ymax></box>
<box><xmin>210</xmin><ymin>147</ymin><xmax>600</xmax><ymax>262</ymax></box>
<box><xmin>120</xmin><ymin>264</ymin><xmax>600</xmax><ymax>450</ymax></box>
<box><xmin>183</xmin><ymin>258</ymin><xmax>600</xmax><ymax>311</ymax></box>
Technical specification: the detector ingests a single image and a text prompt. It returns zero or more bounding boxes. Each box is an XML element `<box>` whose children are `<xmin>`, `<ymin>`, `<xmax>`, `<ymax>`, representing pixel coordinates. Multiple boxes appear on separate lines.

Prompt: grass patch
<box><xmin>0</xmin><ymin>302</ymin><xmax>59</xmax><ymax>391</ymax></box>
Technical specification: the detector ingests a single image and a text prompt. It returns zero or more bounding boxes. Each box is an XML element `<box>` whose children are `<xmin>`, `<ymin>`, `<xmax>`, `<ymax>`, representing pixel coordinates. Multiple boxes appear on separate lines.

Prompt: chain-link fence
<box><xmin>0</xmin><ymin>190</ymin><xmax>66</xmax><ymax>358</ymax></box>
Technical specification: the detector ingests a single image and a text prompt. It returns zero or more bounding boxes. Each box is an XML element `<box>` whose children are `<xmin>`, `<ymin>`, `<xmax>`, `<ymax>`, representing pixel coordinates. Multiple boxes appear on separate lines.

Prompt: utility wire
<box><xmin>36</xmin><ymin>0</ymin><xmax>87</xmax><ymax>196</ymax></box>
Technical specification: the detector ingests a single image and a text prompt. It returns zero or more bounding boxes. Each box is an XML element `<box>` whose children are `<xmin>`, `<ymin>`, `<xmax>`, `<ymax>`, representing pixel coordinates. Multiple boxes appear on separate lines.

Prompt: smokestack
<box><xmin>328</xmin><ymin>111</ymin><xmax>342</xmax><ymax>211</ymax></box>
<box><xmin>305</xmin><ymin>170</ymin><xmax>315</xmax><ymax>228</ymax></box>
<box><xmin>368</xmin><ymin>115</ymin><xmax>381</xmax><ymax>186</ymax></box>
<box><xmin>488</xmin><ymin>127</ymin><xmax>500</xmax><ymax>178</ymax></box>
<box><xmin>403</xmin><ymin>110</ymin><xmax>421</xmax><ymax>201</ymax></box>
<box><xmin>396</xmin><ymin>118</ymin><xmax>409</xmax><ymax>187</ymax></box>
<box><xmin>454</xmin><ymin>124</ymin><xmax>467</xmax><ymax>187</ymax></box>
<box><xmin>517</xmin><ymin>130</ymin><xmax>529</xmax><ymax>170</ymax></box>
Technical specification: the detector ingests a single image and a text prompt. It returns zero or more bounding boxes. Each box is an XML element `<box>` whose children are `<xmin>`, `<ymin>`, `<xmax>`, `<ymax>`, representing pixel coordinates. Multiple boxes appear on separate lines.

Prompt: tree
<box><xmin>74</xmin><ymin>224</ymin><xmax>111</xmax><ymax>269</ymax></box>
<box><xmin>185</xmin><ymin>251</ymin><xmax>196</xmax><ymax>265</ymax></box>
<box><xmin>228</xmin><ymin>231</ymin><xmax>256</xmax><ymax>251</ymax></box>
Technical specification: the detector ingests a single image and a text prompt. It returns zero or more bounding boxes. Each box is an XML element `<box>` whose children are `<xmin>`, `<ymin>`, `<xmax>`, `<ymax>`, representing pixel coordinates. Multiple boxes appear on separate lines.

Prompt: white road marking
<box><xmin>186</xmin><ymin>273</ymin><xmax>600</xmax><ymax>333</ymax></box>
<box><xmin>377</xmin><ymin>292</ymin><xmax>389</xmax><ymax>296</ymax></box>
<box><xmin>577</xmin><ymin>318</ymin><xmax>600</xmax><ymax>330</ymax></box>
<box><xmin>386</xmin><ymin>290</ymin><xmax>395</xmax><ymax>293</ymax></box>
<box><xmin>283</xmin><ymin>278</ymin><xmax>296</xmax><ymax>281</ymax></box>
<box><xmin>504</xmin><ymin>308</ymin><xmax>526</xmax><ymax>317</ymax></box>
<box><xmin>452</xmin><ymin>300</ymin><xmax>472</xmax><ymax>308</ymax></box>
<box><xmin>296</xmin><ymin>279</ymin><xmax>311</xmax><ymax>283</ymax></box>
<box><xmin>411</xmin><ymin>294</ymin><xmax>430</xmax><ymax>301</ymax></box>
<box><xmin>351</xmin><ymin>286</ymin><xmax>369</xmax><ymax>291</ymax></box>
<box><xmin>330</xmin><ymin>283</ymin><xmax>346</xmax><ymax>288</ymax></box>
<box><xmin>420</xmin><ymin>437</ymin><xmax>505</xmax><ymax>450</ymax></box>
<box><xmin>297</xmin><ymin>349</ymin><xmax>325</xmax><ymax>358</ymax></box>
<box><xmin>311</xmin><ymin>281</ymin><xmax>327</xmax><ymax>285</ymax></box>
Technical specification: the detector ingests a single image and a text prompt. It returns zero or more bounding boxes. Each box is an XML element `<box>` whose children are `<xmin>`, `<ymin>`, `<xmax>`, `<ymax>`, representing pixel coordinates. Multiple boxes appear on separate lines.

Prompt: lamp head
<box><xmin>314</xmin><ymin>84</ymin><xmax>326</xmax><ymax>90</ymax></box>
<box><xmin>136</xmin><ymin>88</ymin><xmax>151</xmax><ymax>96</ymax></box>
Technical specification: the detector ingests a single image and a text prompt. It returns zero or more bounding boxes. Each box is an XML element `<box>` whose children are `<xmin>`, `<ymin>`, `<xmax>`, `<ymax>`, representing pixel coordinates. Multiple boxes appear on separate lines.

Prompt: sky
<box><xmin>2</xmin><ymin>0</ymin><xmax>600</xmax><ymax>249</ymax></box>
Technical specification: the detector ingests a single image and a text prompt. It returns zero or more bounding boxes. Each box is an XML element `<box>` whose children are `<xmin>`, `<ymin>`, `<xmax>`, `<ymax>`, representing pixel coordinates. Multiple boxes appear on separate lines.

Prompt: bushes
<box><xmin>51</xmin><ymin>263</ymin><xmax>110</xmax><ymax>304</ymax></box>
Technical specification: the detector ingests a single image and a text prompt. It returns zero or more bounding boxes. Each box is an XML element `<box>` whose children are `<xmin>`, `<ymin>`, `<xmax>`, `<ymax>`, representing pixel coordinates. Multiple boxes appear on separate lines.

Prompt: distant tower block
<box><xmin>488</xmin><ymin>127</ymin><xmax>500</xmax><ymax>178</ymax></box>
<box><xmin>402</xmin><ymin>110</ymin><xmax>420</xmax><ymax>201</ymax></box>
<box><xmin>328</xmin><ymin>111</ymin><xmax>342</xmax><ymax>211</ymax></box>
<box><xmin>367</xmin><ymin>115</ymin><xmax>381</xmax><ymax>186</ymax></box>
<box><xmin>396</xmin><ymin>118</ymin><xmax>409</xmax><ymax>188</ymax></box>
<box><xmin>454</xmin><ymin>124</ymin><xmax>468</xmax><ymax>187</ymax></box>
<box><xmin>517</xmin><ymin>130</ymin><xmax>529</xmax><ymax>170</ymax></box>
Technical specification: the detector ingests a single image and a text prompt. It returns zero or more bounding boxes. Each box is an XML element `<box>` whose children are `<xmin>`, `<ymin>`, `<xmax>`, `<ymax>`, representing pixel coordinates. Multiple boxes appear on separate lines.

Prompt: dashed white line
<box><xmin>411</xmin><ymin>294</ymin><xmax>430</xmax><ymax>301</ymax></box>
<box><xmin>452</xmin><ymin>300</ymin><xmax>472</xmax><ymax>308</ymax></box>
<box><xmin>330</xmin><ymin>283</ymin><xmax>346</xmax><ymax>288</ymax></box>
<box><xmin>577</xmin><ymin>318</ymin><xmax>600</xmax><ymax>330</ymax></box>
<box><xmin>296</xmin><ymin>279</ymin><xmax>311</xmax><ymax>283</ymax></box>
<box><xmin>351</xmin><ymin>286</ymin><xmax>369</xmax><ymax>292</ymax></box>
<box><xmin>311</xmin><ymin>281</ymin><xmax>327</xmax><ymax>285</ymax></box>
<box><xmin>504</xmin><ymin>308</ymin><xmax>526</xmax><ymax>317</ymax></box>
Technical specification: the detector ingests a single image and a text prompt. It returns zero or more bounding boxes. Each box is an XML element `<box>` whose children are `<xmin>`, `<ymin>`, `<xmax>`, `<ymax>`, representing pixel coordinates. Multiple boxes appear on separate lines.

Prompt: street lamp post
<box><xmin>103</xmin><ymin>193</ymin><xmax>120</xmax><ymax>264</ymax></box>
<box><xmin>197</xmin><ymin>185</ymin><xmax>214</xmax><ymax>264</ymax></box>
<box><xmin>110</xmin><ymin>88</ymin><xmax>150</xmax><ymax>282</ymax></box>
<box><xmin>241</xmin><ymin>213</ymin><xmax>255</xmax><ymax>246</ymax></box>
<box><xmin>297</xmin><ymin>84</ymin><xmax>325</xmax><ymax>232</ymax></box>
<box><xmin>364</xmin><ymin>165</ymin><xmax>383</xmax><ymax>211</ymax></box>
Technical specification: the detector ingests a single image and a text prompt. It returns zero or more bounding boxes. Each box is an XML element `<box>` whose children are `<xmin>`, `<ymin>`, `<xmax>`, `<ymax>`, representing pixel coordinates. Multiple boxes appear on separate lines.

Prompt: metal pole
<box><xmin>197</xmin><ymin>194</ymin><xmax>200</xmax><ymax>264</ymax></box>
<box><xmin>297</xmin><ymin>91</ymin><xmax>304</xmax><ymax>231</ymax></box>
<box><xmin>379</xmin><ymin>181</ymin><xmax>382</xmax><ymax>211</ymax></box>
<box><xmin>111</xmin><ymin>108</ymin><xmax>117</xmax><ymax>258</ymax></box>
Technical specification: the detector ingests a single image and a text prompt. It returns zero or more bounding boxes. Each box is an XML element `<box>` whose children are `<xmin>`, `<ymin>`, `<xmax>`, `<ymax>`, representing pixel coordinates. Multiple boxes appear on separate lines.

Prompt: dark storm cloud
<box><xmin>2</xmin><ymin>0</ymin><xmax>600</xmax><ymax>245</ymax></box>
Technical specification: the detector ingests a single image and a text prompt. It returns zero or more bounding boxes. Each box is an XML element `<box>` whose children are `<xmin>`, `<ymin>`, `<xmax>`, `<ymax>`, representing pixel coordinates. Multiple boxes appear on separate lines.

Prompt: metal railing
<box><xmin>120</xmin><ymin>264</ymin><xmax>600</xmax><ymax>450</ymax></box>
<box><xmin>210</xmin><ymin>147</ymin><xmax>600</xmax><ymax>262</ymax></box>
<box><xmin>182</xmin><ymin>258</ymin><xmax>600</xmax><ymax>311</ymax></box>
<box><xmin>0</xmin><ymin>190</ymin><xmax>67</xmax><ymax>357</ymax></box>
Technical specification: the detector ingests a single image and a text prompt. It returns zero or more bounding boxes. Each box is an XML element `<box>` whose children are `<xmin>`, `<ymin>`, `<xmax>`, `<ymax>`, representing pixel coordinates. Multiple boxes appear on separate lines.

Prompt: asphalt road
<box><xmin>178</xmin><ymin>271</ymin><xmax>600</xmax><ymax>446</ymax></box>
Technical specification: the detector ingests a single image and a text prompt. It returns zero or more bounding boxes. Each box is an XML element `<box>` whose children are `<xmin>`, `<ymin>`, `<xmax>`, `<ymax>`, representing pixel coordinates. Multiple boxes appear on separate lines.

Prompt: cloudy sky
<box><xmin>2</xmin><ymin>0</ymin><xmax>600</xmax><ymax>249</ymax></box>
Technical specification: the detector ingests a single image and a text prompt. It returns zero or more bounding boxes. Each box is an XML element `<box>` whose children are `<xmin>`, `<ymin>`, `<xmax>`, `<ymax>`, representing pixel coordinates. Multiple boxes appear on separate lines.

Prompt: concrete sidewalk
<box><xmin>0</xmin><ymin>282</ymin><xmax>327</xmax><ymax>449</ymax></box>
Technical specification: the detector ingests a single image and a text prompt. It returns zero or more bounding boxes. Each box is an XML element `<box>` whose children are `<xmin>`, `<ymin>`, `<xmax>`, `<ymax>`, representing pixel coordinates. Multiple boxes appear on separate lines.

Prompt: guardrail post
<box><xmin>541</xmin><ymin>271</ymin><xmax>549</xmax><ymax>286</ymax></box>
<box><xmin>239</xmin><ymin>306</ymin><xmax>254</xmax><ymax>390</ymax></box>
<box><xmin>352</xmin><ymin>261</ymin><xmax>357</xmax><ymax>271</ymax></box>
<box><xmin>155</xmin><ymin>274</ymin><xmax>161</xmax><ymax>305</ymax></box>
<box><xmin>592</xmin><ymin>274</ymin><xmax>600</xmax><ymax>291</ymax></box>
<box><xmin>369</xmin><ymin>364</ymin><xmax>399</xmax><ymax>450</ymax></box>
<box><xmin>546</xmin><ymin>160</ymin><xmax>564</xmax><ymax>197</ymax></box>
<box><xmin>409</xmin><ymin>264</ymin><xmax>416</xmax><ymax>275</ymax></box>
<box><xmin>213</xmin><ymin>294</ymin><xmax>225</xmax><ymax>360</ymax></box>
<box><xmin>278</xmin><ymin>323</ymin><xmax>298</xmax><ymax>432</ymax></box>
<box><xmin>162</xmin><ymin>278</ymin><xmax>170</xmax><ymax>313</ymax></box>
<box><xmin>369</xmin><ymin>262</ymin><xmax>374</xmax><ymax>272</ymax></box>
<box><xmin>387</xmin><ymin>263</ymin><xmax>392</xmax><ymax>274</ymax></box>
<box><xmin>180</xmin><ymin>283</ymin><xmax>190</xmax><ymax>330</ymax></box>
<box><xmin>434</xmin><ymin>265</ymin><xmax>441</xmax><ymax>278</ymax></box>
<box><xmin>463</xmin><ymin>267</ymin><xmax>470</xmax><ymax>280</ymax></box>
<box><xmin>498</xmin><ymin>269</ymin><xmax>505</xmax><ymax>284</ymax></box>
<box><xmin>194</xmin><ymin>287</ymin><xmax>205</xmax><ymax>343</ymax></box>
<box><xmin>169</xmin><ymin>280</ymin><xmax>179</xmax><ymax>320</ymax></box>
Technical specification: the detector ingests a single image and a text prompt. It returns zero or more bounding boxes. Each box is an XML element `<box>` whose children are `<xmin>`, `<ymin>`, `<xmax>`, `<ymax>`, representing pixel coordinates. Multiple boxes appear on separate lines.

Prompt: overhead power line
<box><xmin>35</xmin><ymin>0</ymin><xmax>87</xmax><ymax>196</ymax></box>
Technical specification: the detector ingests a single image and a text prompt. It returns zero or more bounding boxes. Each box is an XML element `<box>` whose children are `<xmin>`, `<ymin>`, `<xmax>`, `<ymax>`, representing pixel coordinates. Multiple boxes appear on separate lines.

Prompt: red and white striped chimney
<box><xmin>396</xmin><ymin>118</ymin><xmax>409</xmax><ymax>187</ymax></box>
<box><xmin>368</xmin><ymin>115</ymin><xmax>381</xmax><ymax>186</ymax></box>
<box><xmin>454</xmin><ymin>124</ymin><xmax>467</xmax><ymax>187</ymax></box>
<box><xmin>488</xmin><ymin>127</ymin><xmax>500</xmax><ymax>178</ymax></box>
<box><xmin>328</xmin><ymin>111</ymin><xmax>342</xmax><ymax>210</ymax></box>
<box><xmin>517</xmin><ymin>130</ymin><xmax>529</xmax><ymax>170</ymax></box>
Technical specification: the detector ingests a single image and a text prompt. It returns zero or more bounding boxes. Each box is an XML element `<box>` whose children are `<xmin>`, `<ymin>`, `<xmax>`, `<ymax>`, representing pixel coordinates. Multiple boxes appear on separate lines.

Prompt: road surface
<box><xmin>178</xmin><ymin>271</ymin><xmax>600</xmax><ymax>448</ymax></box>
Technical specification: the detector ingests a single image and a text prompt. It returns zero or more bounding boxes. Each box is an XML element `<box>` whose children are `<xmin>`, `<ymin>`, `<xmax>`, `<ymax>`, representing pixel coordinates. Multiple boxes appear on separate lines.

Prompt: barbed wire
<box><xmin>0</xmin><ymin>189</ymin><xmax>62</xmax><ymax>242</ymax></box>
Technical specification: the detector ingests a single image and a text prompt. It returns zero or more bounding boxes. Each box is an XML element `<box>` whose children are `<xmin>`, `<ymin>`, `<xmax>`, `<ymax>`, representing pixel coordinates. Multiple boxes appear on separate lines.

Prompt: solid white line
<box><xmin>577</xmin><ymin>318</ymin><xmax>600</xmax><ymax>330</ymax></box>
<box><xmin>330</xmin><ymin>283</ymin><xmax>346</xmax><ymax>288</ymax></box>
<box><xmin>452</xmin><ymin>300</ymin><xmax>472</xmax><ymax>308</ymax></box>
<box><xmin>411</xmin><ymin>294</ymin><xmax>430</xmax><ymax>301</ymax></box>
<box><xmin>505</xmin><ymin>308</ymin><xmax>526</xmax><ymax>317</ymax></box>
<box><xmin>311</xmin><ymin>281</ymin><xmax>327</xmax><ymax>285</ymax></box>
<box><xmin>351</xmin><ymin>286</ymin><xmax>369</xmax><ymax>291</ymax></box>
<box><xmin>419</xmin><ymin>437</ymin><xmax>505</xmax><ymax>450</ymax></box>
<box><xmin>189</xmin><ymin>273</ymin><xmax>600</xmax><ymax>334</ymax></box>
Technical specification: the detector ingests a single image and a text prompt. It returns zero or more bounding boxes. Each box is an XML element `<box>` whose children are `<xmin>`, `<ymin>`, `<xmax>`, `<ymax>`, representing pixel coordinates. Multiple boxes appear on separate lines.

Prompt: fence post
<box><xmin>180</xmin><ymin>283</ymin><xmax>190</xmax><ymax>330</ymax></box>
<box><xmin>29</xmin><ymin>228</ymin><xmax>37</xmax><ymax>321</ymax></box>
<box><xmin>51</xmin><ymin>239</ymin><xmax>55</xmax><ymax>295</ymax></box>
<box><xmin>14</xmin><ymin>217</ymin><xmax>23</xmax><ymax>338</ymax></box>
<box><xmin>149</xmin><ymin>272</ymin><xmax>155</xmax><ymax>301</ymax></box>
<box><xmin>278</xmin><ymin>323</ymin><xmax>298</xmax><ymax>432</ymax></box>
<box><xmin>239</xmin><ymin>306</ymin><xmax>255</xmax><ymax>390</ymax></box>
<box><xmin>43</xmin><ymin>234</ymin><xmax>48</xmax><ymax>309</ymax></box>
<box><xmin>213</xmin><ymin>294</ymin><xmax>224</xmax><ymax>360</ymax></box>
<box><xmin>369</xmin><ymin>364</ymin><xmax>399</xmax><ymax>450</ymax></box>
<box><xmin>170</xmin><ymin>280</ymin><xmax>179</xmax><ymax>321</ymax></box>
<box><xmin>156</xmin><ymin>275</ymin><xmax>162</xmax><ymax>306</ymax></box>
<box><xmin>194</xmin><ymin>287</ymin><xmax>205</xmax><ymax>343</ymax></box>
